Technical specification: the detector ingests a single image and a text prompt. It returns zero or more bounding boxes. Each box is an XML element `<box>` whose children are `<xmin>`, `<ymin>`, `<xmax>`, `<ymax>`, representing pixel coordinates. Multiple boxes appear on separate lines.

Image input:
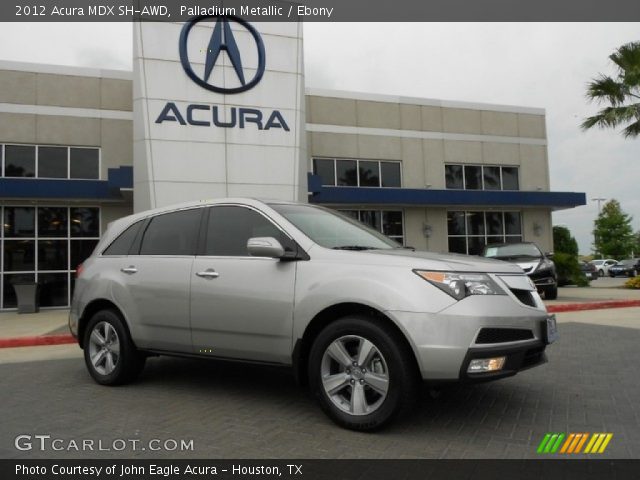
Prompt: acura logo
<box><xmin>179</xmin><ymin>16</ymin><xmax>266</xmax><ymax>94</ymax></box>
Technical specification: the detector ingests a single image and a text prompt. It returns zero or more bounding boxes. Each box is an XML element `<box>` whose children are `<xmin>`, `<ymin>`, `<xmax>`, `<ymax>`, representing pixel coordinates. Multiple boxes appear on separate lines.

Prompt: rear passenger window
<box><xmin>139</xmin><ymin>209</ymin><xmax>201</xmax><ymax>256</ymax></box>
<box><xmin>102</xmin><ymin>220</ymin><xmax>144</xmax><ymax>256</ymax></box>
<box><xmin>205</xmin><ymin>206</ymin><xmax>294</xmax><ymax>256</ymax></box>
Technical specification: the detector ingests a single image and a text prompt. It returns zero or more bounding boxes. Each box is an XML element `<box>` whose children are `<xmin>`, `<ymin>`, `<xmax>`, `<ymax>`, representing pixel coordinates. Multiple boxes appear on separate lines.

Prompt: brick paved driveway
<box><xmin>1</xmin><ymin>320</ymin><xmax>639</xmax><ymax>459</ymax></box>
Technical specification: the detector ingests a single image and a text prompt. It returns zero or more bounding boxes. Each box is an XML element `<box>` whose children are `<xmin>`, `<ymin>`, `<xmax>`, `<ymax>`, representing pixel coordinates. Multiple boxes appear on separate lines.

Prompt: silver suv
<box><xmin>70</xmin><ymin>199</ymin><xmax>556</xmax><ymax>431</ymax></box>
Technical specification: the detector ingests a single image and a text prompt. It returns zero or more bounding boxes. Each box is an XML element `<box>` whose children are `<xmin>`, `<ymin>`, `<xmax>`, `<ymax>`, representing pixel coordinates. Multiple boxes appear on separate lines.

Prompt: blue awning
<box><xmin>308</xmin><ymin>174</ymin><xmax>585</xmax><ymax>210</ymax></box>
<box><xmin>0</xmin><ymin>166</ymin><xmax>133</xmax><ymax>201</ymax></box>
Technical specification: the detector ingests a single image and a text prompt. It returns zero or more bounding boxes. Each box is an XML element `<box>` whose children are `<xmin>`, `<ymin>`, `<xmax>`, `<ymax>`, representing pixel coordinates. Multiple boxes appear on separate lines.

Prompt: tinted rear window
<box><xmin>102</xmin><ymin>220</ymin><xmax>144</xmax><ymax>256</ymax></box>
<box><xmin>139</xmin><ymin>209</ymin><xmax>202</xmax><ymax>256</ymax></box>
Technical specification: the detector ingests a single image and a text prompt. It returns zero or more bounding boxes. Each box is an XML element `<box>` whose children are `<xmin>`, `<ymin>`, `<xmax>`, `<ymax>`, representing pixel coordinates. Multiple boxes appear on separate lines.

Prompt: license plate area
<box><xmin>544</xmin><ymin>314</ymin><xmax>558</xmax><ymax>344</ymax></box>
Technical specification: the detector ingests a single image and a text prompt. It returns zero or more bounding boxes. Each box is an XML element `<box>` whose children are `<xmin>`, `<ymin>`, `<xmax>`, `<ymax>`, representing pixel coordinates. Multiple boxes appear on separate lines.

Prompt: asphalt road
<box><xmin>1</xmin><ymin>311</ymin><xmax>639</xmax><ymax>459</ymax></box>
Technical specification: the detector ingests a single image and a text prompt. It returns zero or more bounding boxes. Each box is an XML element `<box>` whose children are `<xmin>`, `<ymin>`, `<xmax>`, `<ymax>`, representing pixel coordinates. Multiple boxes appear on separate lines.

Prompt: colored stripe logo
<box><xmin>537</xmin><ymin>433</ymin><xmax>613</xmax><ymax>454</ymax></box>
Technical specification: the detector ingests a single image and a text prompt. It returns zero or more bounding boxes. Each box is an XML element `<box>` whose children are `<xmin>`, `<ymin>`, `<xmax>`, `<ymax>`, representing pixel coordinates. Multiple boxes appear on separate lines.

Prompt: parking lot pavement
<box><xmin>2</xmin><ymin>308</ymin><xmax>639</xmax><ymax>460</ymax></box>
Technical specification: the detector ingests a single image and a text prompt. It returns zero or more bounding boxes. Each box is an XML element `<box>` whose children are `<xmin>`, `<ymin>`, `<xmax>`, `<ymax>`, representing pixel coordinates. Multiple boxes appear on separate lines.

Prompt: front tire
<box><xmin>83</xmin><ymin>309</ymin><xmax>145</xmax><ymax>386</ymax></box>
<box><xmin>598</xmin><ymin>269</ymin><xmax>604</xmax><ymax>277</ymax></box>
<box><xmin>308</xmin><ymin>316</ymin><xmax>418</xmax><ymax>431</ymax></box>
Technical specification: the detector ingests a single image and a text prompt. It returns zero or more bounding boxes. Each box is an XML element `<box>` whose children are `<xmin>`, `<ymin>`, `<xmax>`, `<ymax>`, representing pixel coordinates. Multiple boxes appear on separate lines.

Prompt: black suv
<box><xmin>482</xmin><ymin>242</ymin><xmax>558</xmax><ymax>299</ymax></box>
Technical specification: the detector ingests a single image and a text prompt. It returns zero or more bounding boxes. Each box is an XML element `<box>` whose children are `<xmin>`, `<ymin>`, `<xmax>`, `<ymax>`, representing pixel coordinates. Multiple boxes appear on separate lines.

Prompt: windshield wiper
<box><xmin>332</xmin><ymin>245</ymin><xmax>378</xmax><ymax>251</ymax></box>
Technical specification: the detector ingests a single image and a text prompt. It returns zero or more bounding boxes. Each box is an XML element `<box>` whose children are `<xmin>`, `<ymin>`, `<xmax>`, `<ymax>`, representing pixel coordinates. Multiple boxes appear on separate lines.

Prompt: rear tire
<box><xmin>308</xmin><ymin>315</ymin><xmax>418</xmax><ymax>431</ymax></box>
<box><xmin>544</xmin><ymin>285</ymin><xmax>558</xmax><ymax>300</ymax></box>
<box><xmin>83</xmin><ymin>309</ymin><xmax>145</xmax><ymax>386</ymax></box>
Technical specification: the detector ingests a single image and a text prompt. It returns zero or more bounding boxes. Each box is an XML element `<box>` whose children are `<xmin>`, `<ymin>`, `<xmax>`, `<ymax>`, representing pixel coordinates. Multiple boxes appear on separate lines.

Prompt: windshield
<box><xmin>269</xmin><ymin>204</ymin><xmax>400</xmax><ymax>250</ymax></box>
<box><xmin>618</xmin><ymin>260</ymin><xmax>634</xmax><ymax>266</ymax></box>
<box><xmin>484</xmin><ymin>243</ymin><xmax>542</xmax><ymax>259</ymax></box>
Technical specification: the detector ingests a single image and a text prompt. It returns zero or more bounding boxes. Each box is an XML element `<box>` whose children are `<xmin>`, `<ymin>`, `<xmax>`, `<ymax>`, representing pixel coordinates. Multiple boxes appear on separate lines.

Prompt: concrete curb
<box><xmin>0</xmin><ymin>334</ymin><xmax>76</xmax><ymax>349</ymax></box>
<box><xmin>1</xmin><ymin>299</ymin><xmax>639</xmax><ymax>348</ymax></box>
<box><xmin>547</xmin><ymin>299</ymin><xmax>640</xmax><ymax>313</ymax></box>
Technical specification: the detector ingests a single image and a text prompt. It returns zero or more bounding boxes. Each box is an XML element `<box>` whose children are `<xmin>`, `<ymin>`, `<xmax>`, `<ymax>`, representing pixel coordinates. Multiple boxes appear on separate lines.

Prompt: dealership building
<box><xmin>0</xmin><ymin>18</ymin><xmax>585</xmax><ymax>310</ymax></box>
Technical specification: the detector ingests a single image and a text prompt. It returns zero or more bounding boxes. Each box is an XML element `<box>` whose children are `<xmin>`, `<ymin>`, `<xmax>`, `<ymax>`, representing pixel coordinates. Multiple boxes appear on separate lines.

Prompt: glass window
<box><xmin>140</xmin><ymin>209</ymin><xmax>201</xmax><ymax>256</ymax></box>
<box><xmin>38</xmin><ymin>273</ymin><xmax>69</xmax><ymax>307</ymax></box>
<box><xmin>382</xmin><ymin>211</ymin><xmax>403</xmax><ymax>238</ymax></box>
<box><xmin>70</xmin><ymin>148</ymin><xmax>99</xmax><ymax>179</ymax></box>
<box><xmin>447</xmin><ymin>210</ymin><xmax>523</xmax><ymax>255</ymax></box>
<box><xmin>464</xmin><ymin>165</ymin><xmax>482</xmax><ymax>190</ymax></box>
<box><xmin>485</xmin><ymin>212</ymin><xmax>503</xmax><ymax>236</ymax></box>
<box><xmin>38</xmin><ymin>240</ymin><xmax>68</xmax><ymax>270</ymax></box>
<box><xmin>313</xmin><ymin>158</ymin><xmax>335</xmax><ymax>186</ymax></box>
<box><xmin>338</xmin><ymin>210</ymin><xmax>359</xmax><ymax>220</ymax></box>
<box><xmin>486</xmin><ymin>236</ymin><xmax>504</xmax><ymax>246</ymax></box>
<box><xmin>3</xmin><ymin>274</ymin><xmax>35</xmax><ymax>308</ymax></box>
<box><xmin>38</xmin><ymin>146</ymin><xmax>68</xmax><ymax>178</ymax></box>
<box><xmin>5</xmin><ymin>145</ymin><xmax>35</xmax><ymax>177</ymax></box>
<box><xmin>447</xmin><ymin>211</ymin><xmax>466</xmax><ymax>236</ymax></box>
<box><xmin>4</xmin><ymin>207</ymin><xmax>35</xmax><ymax>238</ymax></box>
<box><xmin>504</xmin><ymin>212</ymin><xmax>522</xmax><ymax>235</ymax></box>
<box><xmin>380</xmin><ymin>162</ymin><xmax>401</xmax><ymax>188</ymax></box>
<box><xmin>103</xmin><ymin>220</ymin><xmax>144</xmax><ymax>256</ymax></box>
<box><xmin>466</xmin><ymin>212</ymin><xmax>484</xmax><ymax>236</ymax></box>
<box><xmin>445</xmin><ymin>165</ymin><xmax>463</xmax><ymax>189</ymax></box>
<box><xmin>467</xmin><ymin>236</ymin><xmax>486</xmax><ymax>256</ymax></box>
<box><xmin>70</xmin><ymin>207</ymin><xmax>99</xmax><ymax>237</ymax></box>
<box><xmin>359</xmin><ymin>210</ymin><xmax>382</xmax><ymax>232</ymax></box>
<box><xmin>38</xmin><ymin>207</ymin><xmax>68</xmax><ymax>237</ymax></box>
<box><xmin>3</xmin><ymin>240</ymin><xmax>35</xmax><ymax>271</ymax></box>
<box><xmin>205</xmin><ymin>206</ymin><xmax>294</xmax><ymax>256</ymax></box>
<box><xmin>502</xmin><ymin>167</ymin><xmax>519</xmax><ymax>190</ymax></box>
<box><xmin>359</xmin><ymin>161</ymin><xmax>380</xmax><ymax>187</ymax></box>
<box><xmin>71</xmin><ymin>240</ymin><xmax>98</xmax><ymax>269</ymax></box>
<box><xmin>483</xmin><ymin>166</ymin><xmax>501</xmax><ymax>190</ymax></box>
<box><xmin>448</xmin><ymin>237</ymin><xmax>466</xmax><ymax>254</ymax></box>
<box><xmin>336</xmin><ymin>160</ymin><xmax>357</xmax><ymax>186</ymax></box>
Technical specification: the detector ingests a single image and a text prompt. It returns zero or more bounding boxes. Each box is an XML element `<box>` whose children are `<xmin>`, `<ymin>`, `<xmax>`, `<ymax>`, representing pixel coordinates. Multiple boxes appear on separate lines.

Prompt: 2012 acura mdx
<box><xmin>69</xmin><ymin>199</ymin><xmax>557</xmax><ymax>431</ymax></box>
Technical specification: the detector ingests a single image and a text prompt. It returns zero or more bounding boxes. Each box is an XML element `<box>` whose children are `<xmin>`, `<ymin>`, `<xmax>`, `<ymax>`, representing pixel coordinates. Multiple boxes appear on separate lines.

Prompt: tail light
<box><xmin>76</xmin><ymin>263</ymin><xmax>84</xmax><ymax>278</ymax></box>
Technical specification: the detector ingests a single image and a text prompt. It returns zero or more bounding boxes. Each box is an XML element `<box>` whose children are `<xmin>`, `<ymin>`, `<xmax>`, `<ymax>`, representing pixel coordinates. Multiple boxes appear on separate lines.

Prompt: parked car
<box><xmin>608</xmin><ymin>259</ymin><xmax>640</xmax><ymax>277</ymax></box>
<box><xmin>482</xmin><ymin>242</ymin><xmax>558</xmax><ymax>299</ymax></box>
<box><xmin>591</xmin><ymin>258</ymin><xmax>618</xmax><ymax>277</ymax></box>
<box><xmin>70</xmin><ymin>199</ymin><xmax>556</xmax><ymax>431</ymax></box>
<box><xmin>580</xmin><ymin>261</ymin><xmax>598</xmax><ymax>281</ymax></box>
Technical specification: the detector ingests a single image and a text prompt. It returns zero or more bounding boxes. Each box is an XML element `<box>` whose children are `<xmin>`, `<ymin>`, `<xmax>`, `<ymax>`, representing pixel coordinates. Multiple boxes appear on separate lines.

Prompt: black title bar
<box><xmin>3</xmin><ymin>0</ymin><xmax>640</xmax><ymax>22</ymax></box>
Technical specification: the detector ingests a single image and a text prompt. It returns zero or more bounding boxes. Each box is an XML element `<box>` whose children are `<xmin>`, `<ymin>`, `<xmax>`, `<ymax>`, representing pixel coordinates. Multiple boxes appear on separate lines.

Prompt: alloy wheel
<box><xmin>88</xmin><ymin>321</ymin><xmax>120</xmax><ymax>376</ymax></box>
<box><xmin>320</xmin><ymin>335</ymin><xmax>389</xmax><ymax>416</ymax></box>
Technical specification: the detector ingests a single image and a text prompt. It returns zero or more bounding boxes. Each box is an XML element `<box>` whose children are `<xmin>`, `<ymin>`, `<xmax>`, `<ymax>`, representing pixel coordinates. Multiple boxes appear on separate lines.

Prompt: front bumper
<box><xmin>387</xmin><ymin>293</ymin><xmax>552</xmax><ymax>382</ymax></box>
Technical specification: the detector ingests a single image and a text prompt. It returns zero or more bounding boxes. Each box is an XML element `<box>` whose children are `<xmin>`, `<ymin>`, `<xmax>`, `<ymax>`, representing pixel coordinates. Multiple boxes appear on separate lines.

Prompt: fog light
<box><xmin>467</xmin><ymin>356</ymin><xmax>506</xmax><ymax>373</ymax></box>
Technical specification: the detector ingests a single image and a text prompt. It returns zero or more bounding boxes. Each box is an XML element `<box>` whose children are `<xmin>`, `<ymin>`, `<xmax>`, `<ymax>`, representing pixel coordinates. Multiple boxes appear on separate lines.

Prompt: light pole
<box><xmin>591</xmin><ymin>197</ymin><xmax>606</xmax><ymax>258</ymax></box>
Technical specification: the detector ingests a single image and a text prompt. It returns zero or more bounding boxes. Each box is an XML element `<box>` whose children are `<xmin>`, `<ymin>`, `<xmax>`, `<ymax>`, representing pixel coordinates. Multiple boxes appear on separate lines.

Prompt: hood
<box><xmin>361</xmin><ymin>249</ymin><xmax>524</xmax><ymax>274</ymax></box>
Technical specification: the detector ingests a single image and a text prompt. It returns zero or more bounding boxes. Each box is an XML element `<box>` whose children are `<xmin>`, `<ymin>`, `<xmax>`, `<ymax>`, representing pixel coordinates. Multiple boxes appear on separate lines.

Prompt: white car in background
<box><xmin>591</xmin><ymin>259</ymin><xmax>617</xmax><ymax>277</ymax></box>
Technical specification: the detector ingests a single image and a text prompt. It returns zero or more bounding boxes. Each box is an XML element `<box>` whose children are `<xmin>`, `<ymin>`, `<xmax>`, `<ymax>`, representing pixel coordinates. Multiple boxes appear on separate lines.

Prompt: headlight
<box><xmin>535</xmin><ymin>259</ymin><xmax>553</xmax><ymax>272</ymax></box>
<box><xmin>414</xmin><ymin>270</ymin><xmax>506</xmax><ymax>300</ymax></box>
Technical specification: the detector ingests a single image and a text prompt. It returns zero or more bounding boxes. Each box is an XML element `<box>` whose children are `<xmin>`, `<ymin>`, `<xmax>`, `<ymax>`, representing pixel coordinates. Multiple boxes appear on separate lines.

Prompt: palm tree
<box><xmin>581</xmin><ymin>41</ymin><xmax>640</xmax><ymax>138</ymax></box>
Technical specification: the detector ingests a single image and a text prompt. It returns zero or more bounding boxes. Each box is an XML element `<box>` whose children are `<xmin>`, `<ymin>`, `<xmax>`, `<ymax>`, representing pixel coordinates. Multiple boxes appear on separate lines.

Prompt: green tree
<box><xmin>553</xmin><ymin>226</ymin><xmax>579</xmax><ymax>256</ymax></box>
<box><xmin>581</xmin><ymin>41</ymin><xmax>640</xmax><ymax>138</ymax></box>
<box><xmin>553</xmin><ymin>225</ymin><xmax>587</xmax><ymax>286</ymax></box>
<box><xmin>593</xmin><ymin>199</ymin><xmax>635</xmax><ymax>259</ymax></box>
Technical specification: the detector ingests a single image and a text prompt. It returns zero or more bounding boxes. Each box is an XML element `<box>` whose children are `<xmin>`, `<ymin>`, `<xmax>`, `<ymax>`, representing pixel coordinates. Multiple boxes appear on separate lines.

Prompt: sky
<box><xmin>0</xmin><ymin>22</ymin><xmax>638</xmax><ymax>254</ymax></box>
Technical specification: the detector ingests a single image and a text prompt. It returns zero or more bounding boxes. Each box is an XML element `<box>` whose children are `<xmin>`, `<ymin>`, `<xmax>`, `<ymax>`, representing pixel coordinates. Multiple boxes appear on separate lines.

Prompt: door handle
<box><xmin>120</xmin><ymin>266</ymin><xmax>138</xmax><ymax>275</ymax></box>
<box><xmin>196</xmin><ymin>269</ymin><xmax>220</xmax><ymax>279</ymax></box>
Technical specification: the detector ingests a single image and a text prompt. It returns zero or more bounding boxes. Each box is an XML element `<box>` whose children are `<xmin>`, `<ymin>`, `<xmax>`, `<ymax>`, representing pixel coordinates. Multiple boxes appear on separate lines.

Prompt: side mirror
<box><xmin>545</xmin><ymin>252</ymin><xmax>554</xmax><ymax>258</ymax></box>
<box><xmin>247</xmin><ymin>237</ymin><xmax>285</xmax><ymax>259</ymax></box>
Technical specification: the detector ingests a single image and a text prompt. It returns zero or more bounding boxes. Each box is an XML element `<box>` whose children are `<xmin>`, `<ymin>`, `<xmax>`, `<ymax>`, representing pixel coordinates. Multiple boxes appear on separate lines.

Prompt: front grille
<box><xmin>510</xmin><ymin>288</ymin><xmax>537</xmax><ymax>307</ymax></box>
<box><xmin>475</xmin><ymin>328</ymin><xmax>534</xmax><ymax>344</ymax></box>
